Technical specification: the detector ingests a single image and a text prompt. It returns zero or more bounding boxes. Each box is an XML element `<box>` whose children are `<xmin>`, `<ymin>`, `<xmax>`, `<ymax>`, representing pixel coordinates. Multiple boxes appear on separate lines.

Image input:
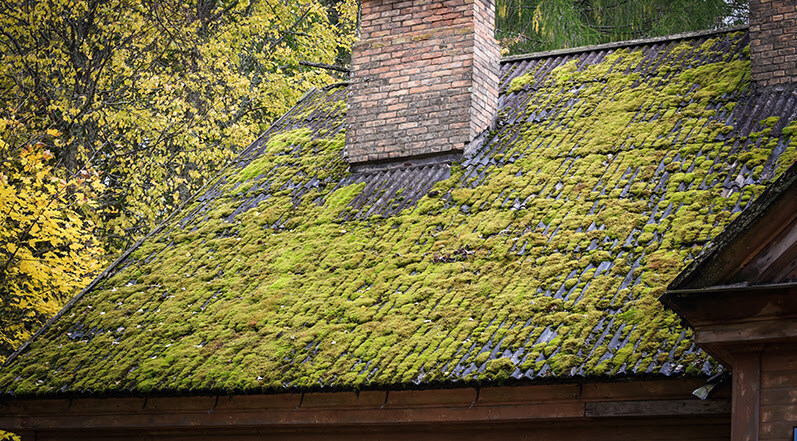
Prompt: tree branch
<box><xmin>299</xmin><ymin>60</ymin><xmax>350</xmax><ymax>73</ymax></box>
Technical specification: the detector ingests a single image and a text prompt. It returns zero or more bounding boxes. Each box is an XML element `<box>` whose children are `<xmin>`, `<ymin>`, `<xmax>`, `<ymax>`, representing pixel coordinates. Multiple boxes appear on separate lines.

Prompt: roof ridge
<box><xmin>501</xmin><ymin>25</ymin><xmax>749</xmax><ymax>64</ymax></box>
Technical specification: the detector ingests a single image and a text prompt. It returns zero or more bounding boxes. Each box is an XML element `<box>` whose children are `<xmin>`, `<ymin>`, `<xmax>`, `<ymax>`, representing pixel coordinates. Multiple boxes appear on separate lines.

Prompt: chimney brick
<box><xmin>750</xmin><ymin>0</ymin><xmax>797</xmax><ymax>88</ymax></box>
<box><xmin>346</xmin><ymin>0</ymin><xmax>500</xmax><ymax>166</ymax></box>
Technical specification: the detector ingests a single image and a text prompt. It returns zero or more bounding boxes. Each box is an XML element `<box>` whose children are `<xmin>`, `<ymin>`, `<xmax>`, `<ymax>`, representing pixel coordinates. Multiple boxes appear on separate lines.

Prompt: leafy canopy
<box><xmin>496</xmin><ymin>0</ymin><xmax>748</xmax><ymax>54</ymax></box>
<box><xmin>0</xmin><ymin>0</ymin><xmax>357</xmax><ymax>254</ymax></box>
<box><xmin>0</xmin><ymin>119</ymin><xmax>102</xmax><ymax>361</ymax></box>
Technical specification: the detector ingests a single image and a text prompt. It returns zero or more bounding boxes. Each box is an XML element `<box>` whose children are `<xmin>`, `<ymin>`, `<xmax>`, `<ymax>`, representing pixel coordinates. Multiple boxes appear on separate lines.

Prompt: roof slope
<box><xmin>3</xmin><ymin>29</ymin><xmax>797</xmax><ymax>398</ymax></box>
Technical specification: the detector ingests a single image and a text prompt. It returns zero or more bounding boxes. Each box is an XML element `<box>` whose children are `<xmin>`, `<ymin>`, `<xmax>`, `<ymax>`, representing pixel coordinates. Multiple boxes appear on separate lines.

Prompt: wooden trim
<box><xmin>0</xmin><ymin>379</ymin><xmax>730</xmax><ymax>434</ymax></box>
<box><xmin>662</xmin><ymin>284</ymin><xmax>797</xmax><ymax>328</ymax></box>
<box><xmin>585</xmin><ymin>399</ymin><xmax>731</xmax><ymax>417</ymax></box>
<box><xmin>731</xmin><ymin>351</ymin><xmax>762</xmax><ymax>441</ymax></box>
<box><xmin>661</xmin><ymin>285</ymin><xmax>797</xmax><ymax>366</ymax></box>
<box><xmin>17</xmin><ymin>418</ymin><xmax>735</xmax><ymax>441</ymax></box>
<box><xmin>696</xmin><ymin>318</ymin><xmax>797</xmax><ymax>346</ymax></box>
<box><xmin>753</xmin><ymin>218</ymin><xmax>797</xmax><ymax>284</ymax></box>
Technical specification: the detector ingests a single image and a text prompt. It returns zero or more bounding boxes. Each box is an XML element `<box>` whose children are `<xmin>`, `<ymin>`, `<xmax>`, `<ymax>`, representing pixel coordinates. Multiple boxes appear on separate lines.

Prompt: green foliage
<box><xmin>0</xmin><ymin>0</ymin><xmax>357</xmax><ymax>254</ymax></box>
<box><xmin>0</xmin><ymin>118</ymin><xmax>103</xmax><ymax>361</ymax></box>
<box><xmin>496</xmin><ymin>0</ymin><xmax>747</xmax><ymax>54</ymax></box>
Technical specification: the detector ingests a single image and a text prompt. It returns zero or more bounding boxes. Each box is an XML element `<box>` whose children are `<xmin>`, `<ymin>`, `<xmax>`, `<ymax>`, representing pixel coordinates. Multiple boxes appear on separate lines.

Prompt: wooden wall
<box><xmin>760</xmin><ymin>344</ymin><xmax>797</xmax><ymax>441</ymax></box>
<box><xmin>24</xmin><ymin>417</ymin><xmax>731</xmax><ymax>441</ymax></box>
<box><xmin>1</xmin><ymin>379</ymin><xmax>732</xmax><ymax>441</ymax></box>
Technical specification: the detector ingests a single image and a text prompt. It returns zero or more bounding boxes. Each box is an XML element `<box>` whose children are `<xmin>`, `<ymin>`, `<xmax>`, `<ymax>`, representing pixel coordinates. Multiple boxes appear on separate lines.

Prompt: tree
<box><xmin>496</xmin><ymin>0</ymin><xmax>749</xmax><ymax>54</ymax></box>
<box><xmin>0</xmin><ymin>0</ymin><xmax>358</xmax><ymax>359</ymax></box>
<box><xmin>0</xmin><ymin>116</ymin><xmax>103</xmax><ymax>361</ymax></box>
<box><xmin>0</xmin><ymin>0</ymin><xmax>357</xmax><ymax>254</ymax></box>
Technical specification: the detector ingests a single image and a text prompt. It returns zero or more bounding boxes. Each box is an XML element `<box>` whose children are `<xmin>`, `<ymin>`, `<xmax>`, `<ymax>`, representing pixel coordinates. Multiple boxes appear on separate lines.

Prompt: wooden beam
<box><xmin>695</xmin><ymin>318</ymin><xmax>797</xmax><ymax>346</ymax></box>
<box><xmin>584</xmin><ymin>399</ymin><xmax>731</xmax><ymax>417</ymax></box>
<box><xmin>0</xmin><ymin>379</ymin><xmax>728</xmax><ymax>434</ymax></box>
<box><xmin>22</xmin><ymin>417</ymin><xmax>734</xmax><ymax>441</ymax></box>
<box><xmin>735</xmin><ymin>205</ymin><xmax>797</xmax><ymax>285</ymax></box>
<box><xmin>661</xmin><ymin>284</ymin><xmax>797</xmax><ymax>328</ymax></box>
<box><xmin>731</xmin><ymin>351</ymin><xmax>761</xmax><ymax>441</ymax></box>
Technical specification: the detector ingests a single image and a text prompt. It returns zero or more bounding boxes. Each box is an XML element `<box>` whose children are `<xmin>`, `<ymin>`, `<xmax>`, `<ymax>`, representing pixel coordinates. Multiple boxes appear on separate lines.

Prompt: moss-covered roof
<box><xmin>668</xmin><ymin>159</ymin><xmax>797</xmax><ymax>290</ymax></box>
<box><xmin>3</xmin><ymin>29</ymin><xmax>797</xmax><ymax>398</ymax></box>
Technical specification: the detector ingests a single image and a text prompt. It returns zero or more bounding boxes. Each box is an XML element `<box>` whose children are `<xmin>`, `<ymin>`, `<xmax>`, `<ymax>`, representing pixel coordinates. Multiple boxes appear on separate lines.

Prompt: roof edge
<box><xmin>664</xmin><ymin>281</ymin><xmax>797</xmax><ymax>297</ymax></box>
<box><xmin>0</xmin><ymin>379</ymin><xmax>729</xmax><ymax>434</ymax></box>
<box><xmin>4</xmin><ymin>215</ymin><xmax>176</xmax><ymax>367</ymax></box>
<box><xmin>2</xmin><ymin>370</ymin><xmax>717</xmax><ymax>400</ymax></box>
<box><xmin>2</xmin><ymin>87</ymin><xmax>330</xmax><ymax>367</ymax></box>
<box><xmin>668</xmin><ymin>160</ymin><xmax>797</xmax><ymax>291</ymax></box>
<box><xmin>501</xmin><ymin>25</ymin><xmax>749</xmax><ymax>64</ymax></box>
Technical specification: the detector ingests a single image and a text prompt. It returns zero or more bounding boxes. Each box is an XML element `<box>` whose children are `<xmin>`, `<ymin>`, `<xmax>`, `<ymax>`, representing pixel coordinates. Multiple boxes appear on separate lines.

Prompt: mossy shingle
<box><xmin>2</xmin><ymin>30</ymin><xmax>797</xmax><ymax>398</ymax></box>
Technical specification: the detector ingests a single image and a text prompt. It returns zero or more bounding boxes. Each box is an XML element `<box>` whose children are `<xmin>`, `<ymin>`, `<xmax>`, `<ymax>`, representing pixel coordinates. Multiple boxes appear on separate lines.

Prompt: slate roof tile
<box><xmin>2</xmin><ymin>29</ymin><xmax>797</xmax><ymax>397</ymax></box>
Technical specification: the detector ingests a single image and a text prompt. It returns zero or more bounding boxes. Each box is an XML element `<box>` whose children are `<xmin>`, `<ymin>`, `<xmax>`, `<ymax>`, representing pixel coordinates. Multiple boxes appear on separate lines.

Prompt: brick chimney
<box><xmin>345</xmin><ymin>0</ymin><xmax>500</xmax><ymax>167</ymax></box>
<box><xmin>749</xmin><ymin>0</ymin><xmax>797</xmax><ymax>88</ymax></box>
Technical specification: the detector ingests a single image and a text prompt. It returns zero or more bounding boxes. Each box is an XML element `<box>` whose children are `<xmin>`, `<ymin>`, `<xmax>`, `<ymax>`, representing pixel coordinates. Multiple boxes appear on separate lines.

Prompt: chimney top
<box><xmin>345</xmin><ymin>0</ymin><xmax>500</xmax><ymax>169</ymax></box>
<box><xmin>749</xmin><ymin>0</ymin><xmax>797</xmax><ymax>89</ymax></box>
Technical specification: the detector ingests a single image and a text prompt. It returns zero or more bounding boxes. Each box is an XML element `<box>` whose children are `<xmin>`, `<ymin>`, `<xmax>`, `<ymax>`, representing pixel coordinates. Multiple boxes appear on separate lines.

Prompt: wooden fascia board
<box><xmin>661</xmin><ymin>284</ymin><xmax>797</xmax><ymax>327</ymax></box>
<box><xmin>740</xmin><ymin>209</ymin><xmax>797</xmax><ymax>284</ymax></box>
<box><xmin>584</xmin><ymin>399</ymin><xmax>731</xmax><ymax>417</ymax></box>
<box><xmin>662</xmin><ymin>284</ymin><xmax>797</xmax><ymax>364</ymax></box>
<box><xmin>694</xmin><ymin>317</ymin><xmax>797</xmax><ymax>346</ymax></box>
<box><xmin>0</xmin><ymin>379</ymin><xmax>729</xmax><ymax>433</ymax></box>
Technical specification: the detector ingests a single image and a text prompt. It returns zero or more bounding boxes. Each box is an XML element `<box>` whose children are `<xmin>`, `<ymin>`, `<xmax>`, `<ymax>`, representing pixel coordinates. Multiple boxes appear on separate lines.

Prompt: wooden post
<box><xmin>731</xmin><ymin>350</ymin><xmax>761</xmax><ymax>441</ymax></box>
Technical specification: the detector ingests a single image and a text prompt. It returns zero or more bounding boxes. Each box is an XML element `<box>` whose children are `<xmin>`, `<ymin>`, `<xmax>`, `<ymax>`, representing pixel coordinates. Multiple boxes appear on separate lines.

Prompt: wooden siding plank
<box><xmin>762</xmin><ymin>349</ymin><xmax>797</xmax><ymax>371</ymax></box>
<box><xmin>761</xmin><ymin>370</ymin><xmax>797</xmax><ymax>389</ymax></box>
<box><xmin>760</xmin><ymin>404</ymin><xmax>797</xmax><ymax>422</ymax></box>
<box><xmin>584</xmin><ymin>399</ymin><xmax>731</xmax><ymax>417</ymax></box>
<box><xmin>760</xmin><ymin>387</ymin><xmax>797</xmax><ymax>405</ymax></box>
<box><xmin>760</xmin><ymin>421</ymin><xmax>797</xmax><ymax>441</ymax></box>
